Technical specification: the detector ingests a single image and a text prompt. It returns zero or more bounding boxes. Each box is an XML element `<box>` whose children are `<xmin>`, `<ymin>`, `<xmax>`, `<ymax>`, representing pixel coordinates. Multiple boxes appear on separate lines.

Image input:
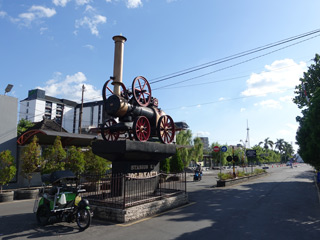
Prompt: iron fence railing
<box><xmin>79</xmin><ymin>172</ymin><xmax>186</xmax><ymax>209</ymax></box>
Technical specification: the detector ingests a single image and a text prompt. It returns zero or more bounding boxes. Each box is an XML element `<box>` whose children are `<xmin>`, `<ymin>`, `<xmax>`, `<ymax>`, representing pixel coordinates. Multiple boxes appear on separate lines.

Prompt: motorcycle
<box><xmin>193</xmin><ymin>171</ymin><xmax>202</xmax><ymax>181</ymax></box>
<box><xmin>33</xmin><ymin>170</ymin><xmax>92</xmax><ymax>231</ymax></box>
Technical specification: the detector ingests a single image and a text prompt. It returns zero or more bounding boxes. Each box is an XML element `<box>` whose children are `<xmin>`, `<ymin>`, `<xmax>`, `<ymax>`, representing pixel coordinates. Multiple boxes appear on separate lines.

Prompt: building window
<box><xmin>57</xmin><ymin>104</ymin><xmax>63</xmax><ymax>111</ymax></box>
<box><xmin>26</xmin><ymin>109</ymin><xmax>28</xmax><ymax>114</ymax></box>
<box><xmin>26</xmin><ymin>102</ymin><xmax>29</xmax><ymax>107</ymax></box>
<box><xmin>45</xmin><ymin>101</ymin><xmax>52</xmax><ymax>108</ymax></box>
<box><xmin>25</xmin><ymin>116</ymin><xmax>28</xmax><ymax>120</ymax></box>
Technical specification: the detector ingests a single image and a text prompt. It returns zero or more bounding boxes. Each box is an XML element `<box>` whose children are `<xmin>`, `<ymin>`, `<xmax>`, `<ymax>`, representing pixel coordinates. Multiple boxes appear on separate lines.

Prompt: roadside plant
<box><xmin>160</xmin><ymin>157</ymin><xmax>170</xmax><ymax>173</ymax></box>
<box><xmin>21</xmin><ymin>136</ymin><xmax>42</xmax><ymax>188</ymax></box>
<box><xmin>65</xmin><ymin>146</ymin><xmax>85</xmax><ymax>176</ymax></box>
<box><xmin>170</xmin><ymin>150</ymin><xmax>184</xmax><ymax>173</ymax></box>
<box><xmin>0</xmin><ymin>150</ymin><xmax>17</xmax><ymax>193</ymax></box>
<box><xmin>84</xmin><ymin>147</ymin><xmax>110</xmax><ymax>176</ymax></box>
<box><xmin>42</xmin><ymin>136</ymin><xmax>66</xmax><ymax>174</ymax></box>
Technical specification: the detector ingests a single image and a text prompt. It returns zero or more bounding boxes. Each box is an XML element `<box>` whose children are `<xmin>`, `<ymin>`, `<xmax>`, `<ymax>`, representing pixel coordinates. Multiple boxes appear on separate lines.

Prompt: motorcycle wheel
<box><xmin>36</xmin><ymin>204</ymin><xmax>50</xmax><ymax>226</ymax></box>
<box><xmin>76</xmin><ymin>208</ymin><xmax>91</xmax><ymax>231</ymax></box>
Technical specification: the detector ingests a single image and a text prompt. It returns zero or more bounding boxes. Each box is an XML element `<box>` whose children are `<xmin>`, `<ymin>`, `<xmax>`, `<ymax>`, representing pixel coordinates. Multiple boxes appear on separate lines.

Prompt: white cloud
<box><xmin>0</xmin><ymin>11</ymin><xmax>7</xmax><ymax>18</ymax></box>
<box><xmin>29</xmin><ymin>5</ymin><xmax>56</xmax><ymax>18</ymax></box>
<box><xmin>126</xmin><ymin>0</ymin><xmax>143</xmax><ymax>8</ymax></box>
<box><xmin>18</xmin><ymin>5</ymin><xmax>56</xmax><ymax>26</ymax></box>
<box><xmin>196</xmin><ymin>104</ymin><xmax>201</xmax><ymax>108</ymax></box>
<box><xmin>38</xmin><ymin>72</ymin><xmax>101</xmax><ymax>102</ymax></box>
<box><xmin>286</xmin><ymin>123</ymin><xmax>298</xmax><ymax>130</ymax></box>
<box><xmin>19</xmin><ymin>12</ymin><xmax>35</xmax><ymax>22</ymax></box>
<box><xmin>241</xmin><ymin>59</ymin><xmax>306</xmax><ymax>97</ymax></box>
<box><xmin>40</xmin><ymin>27</ymin><xmax>48</xmax><ymax>35</ymax></box>
<box><xmin>85</xmin><ymin>5</ymin><xmax>95</xmax><ymax>12</ymax></box>
<box><xmin>279</xmin><ymin>95</ymin><xmax>293</xmax><ymax>103</ymax></box>
<box><xmin>76</xmin><ymin>0</ymin><xmax>92</xmax><ymax>5</ymax></box>
<box><xmin>83</xmin><ymin>44</ymin><xmax>94</xmax><ymax>50</ymax></box>
<box><xmin>218</xmin><ymin>97</ymin><xmax>225</xmax><ymax>101</ymax></box>
<box><xmin>75</xmin><ymin>15</ymin><xmax>106</xmax><ymax>36</ymax></box>
<box><xmin>240</xmin><ymin>108</ymin><xmax>246</xmax><ymax>112</ymax></box>
<box><xmin>52</xmin><ymin>0</ymin><xmax>71</xmax><ymax>7</ymax></box>
<box><xmin>254</xmin><ymin>99</ymin><xmax>282</xmax><ymax>109</ymax></box>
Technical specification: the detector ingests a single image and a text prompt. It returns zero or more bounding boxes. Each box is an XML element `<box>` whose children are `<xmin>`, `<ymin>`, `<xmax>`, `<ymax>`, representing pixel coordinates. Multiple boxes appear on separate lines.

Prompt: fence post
<box><xmin>159</xmin><ymin>173</ymin><xmax>162</xmax><ymax>197</ymax></box>
<box><xmin>122</xmin><ymin>174</ymin><xmax>126</xmax><ymax>209</ymax></box>
<box><xmin>184</xmin><ymin>171</ymin><xmax>187</xmax><ymax>193</ymax></box>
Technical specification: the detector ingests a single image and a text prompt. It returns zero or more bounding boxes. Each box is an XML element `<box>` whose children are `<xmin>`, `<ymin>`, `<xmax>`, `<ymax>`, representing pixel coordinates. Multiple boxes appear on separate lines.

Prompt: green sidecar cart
<box><xmin>33</xmin><ymin>170</ymin><xmax>92</xmax><ymax>231</ymax></box>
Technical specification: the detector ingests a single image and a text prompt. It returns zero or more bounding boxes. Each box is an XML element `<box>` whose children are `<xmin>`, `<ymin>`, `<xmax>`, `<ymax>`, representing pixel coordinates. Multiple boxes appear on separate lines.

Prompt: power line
<box><xmin>154</xmin><ymin>59</ymin><xmax>313</xmax><ymax>91</ymax></box>
<box><xmin>149</xmin><ymin>28</ymin><xmax>320</xmax><ymax>85</ymax></box>
<box><xmin>163</xmin><ymin>88</ymin><xmax>295</xmax><ymax>111</ymax></box>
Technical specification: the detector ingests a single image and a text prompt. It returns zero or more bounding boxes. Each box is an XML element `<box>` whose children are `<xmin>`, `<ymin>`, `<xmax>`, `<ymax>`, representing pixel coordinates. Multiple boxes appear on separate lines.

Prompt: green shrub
<box><xmin>0</xmin><ymin>150</ymin><xmax>16</xmax><ymax>193</ymax></box>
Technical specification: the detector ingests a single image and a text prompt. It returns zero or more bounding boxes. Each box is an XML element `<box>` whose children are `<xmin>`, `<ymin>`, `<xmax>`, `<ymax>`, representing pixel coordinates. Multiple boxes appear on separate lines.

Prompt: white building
<box><xmin>19</xmin><ymin>89</ymin><xmax>104</xmax><ymax>133</ymax></box>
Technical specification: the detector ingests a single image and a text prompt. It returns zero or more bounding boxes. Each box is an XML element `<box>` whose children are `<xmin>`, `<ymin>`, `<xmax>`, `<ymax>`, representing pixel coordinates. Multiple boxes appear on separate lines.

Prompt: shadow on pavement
<box><xmin>166</xmin><ymin>170</ymin><xmax>320</xmax><ymax>240</ymax></box>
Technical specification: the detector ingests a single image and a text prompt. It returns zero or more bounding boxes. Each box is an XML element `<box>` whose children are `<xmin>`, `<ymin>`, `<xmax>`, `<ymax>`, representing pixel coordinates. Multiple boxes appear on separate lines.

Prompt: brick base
<box><xmin>91</xmin><ymin>193</ymin><xmax>188</xmax><ymax>223</ymax></box>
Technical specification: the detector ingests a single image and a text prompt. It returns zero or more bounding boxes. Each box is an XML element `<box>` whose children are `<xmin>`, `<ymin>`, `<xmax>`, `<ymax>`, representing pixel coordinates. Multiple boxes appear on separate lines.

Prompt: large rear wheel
<box><xmin>157</xmin><ymin>115</ymin><xmax>175</xmax><ymax>144</ymax></box>
<box><xmin>101</xmin><ymin>119</ymin><xmax>119</xmax><ymax>141</ymax></box>
<box><xmin>76</xmin><ymin>208</ymin><xmax>91</xmax><ymax>231</ymax></box>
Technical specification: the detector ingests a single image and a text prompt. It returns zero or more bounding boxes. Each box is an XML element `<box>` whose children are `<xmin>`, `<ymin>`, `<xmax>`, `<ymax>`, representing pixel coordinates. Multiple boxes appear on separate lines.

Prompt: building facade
<box><xmin>20</xmin><ymin>89</ymin><xmax>104</xmax><ymax>134</ymax></box>
<box><xmin>199</xmin><ymin>137</ymin><xmax>210</xmax><ymax>151</ymax></box>
<box><xmin>0</xmin><ymin>95</ymin><xmax>18</xmax><ymax>159</ymax></box>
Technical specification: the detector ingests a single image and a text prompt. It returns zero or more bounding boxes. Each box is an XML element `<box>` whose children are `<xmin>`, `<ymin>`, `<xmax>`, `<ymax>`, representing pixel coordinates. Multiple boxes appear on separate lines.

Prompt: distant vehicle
<box><xmin>262</xmin><ymin>166</ymin><xmax>269</xmax><ymax>169</ymax></box>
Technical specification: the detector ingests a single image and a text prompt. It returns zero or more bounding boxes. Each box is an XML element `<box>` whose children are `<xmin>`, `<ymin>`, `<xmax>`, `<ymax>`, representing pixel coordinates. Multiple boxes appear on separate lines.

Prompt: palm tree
<box><xmin>275</xmin><ymin>139</ymin><xmax>285</xmax><ymax>162</ymax></box>
<box><xmin>259</xmin><ymin>137</ymin><xmax>274</xmax><ymax>152</ymax></box>
<box><xmin>283</xmin><ymin>142</ymin><xmax>294</xmax><ymax>163</ymax></box>
<box><xmin>275</xmin><ymin>139</ymin><xmax>285</xmax><ymax>154</ymax></box>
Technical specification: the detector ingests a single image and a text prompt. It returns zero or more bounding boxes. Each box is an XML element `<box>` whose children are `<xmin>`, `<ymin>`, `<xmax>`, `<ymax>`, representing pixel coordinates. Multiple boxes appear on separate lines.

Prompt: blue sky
<box><xmin>1</xmin><ymin>0</ymin><xmax>320</xmax><ymax>152</ymax></box>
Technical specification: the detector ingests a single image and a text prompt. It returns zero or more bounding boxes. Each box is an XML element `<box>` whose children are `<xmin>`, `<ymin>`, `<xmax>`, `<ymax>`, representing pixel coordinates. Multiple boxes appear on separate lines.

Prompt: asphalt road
<box><xmin>1</xmin><ymin>164</ymin><xmax>319</xmax><ymax>240</ymax></box>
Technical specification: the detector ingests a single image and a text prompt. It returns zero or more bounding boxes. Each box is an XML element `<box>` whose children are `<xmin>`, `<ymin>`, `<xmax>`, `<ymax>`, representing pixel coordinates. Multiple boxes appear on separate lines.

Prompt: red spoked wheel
<box><xmin>101</xmin><ymin>119</ymin><xmax>119</xmax><ymax>141</ymax></box>
<box><xmin>132</xmin><ymin>76</ymin><xmax>152</xmax><ymax>107</ymax></box>
<box><xmin>102</xmin><ymin>79</ymin><xmax>127</xmax><ymax>101</ymax></box>
<box><xmin>133</xmin><ymin>116</ymin><xmax>151</xmax><ymax>142</ymax></box>
<box><xmin>157</xmin><ymin>115</ymin><xmax>175</xmax><ymax>144</ymax></box>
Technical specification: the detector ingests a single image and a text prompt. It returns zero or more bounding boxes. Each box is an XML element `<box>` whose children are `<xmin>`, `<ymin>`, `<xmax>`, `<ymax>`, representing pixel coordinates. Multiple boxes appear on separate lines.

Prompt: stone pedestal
<box><xmin>92</xmin><ymin>140</ymin><xmax>176</xmax><ymax>196</ymax></box>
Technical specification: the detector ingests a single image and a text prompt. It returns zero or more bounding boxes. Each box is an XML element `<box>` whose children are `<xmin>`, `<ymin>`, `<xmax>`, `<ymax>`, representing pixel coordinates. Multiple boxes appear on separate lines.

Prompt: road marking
<box><xmin>116</xmin><ymin>202</ymin><xmax>196</xmax><ymax>227</ymax></box>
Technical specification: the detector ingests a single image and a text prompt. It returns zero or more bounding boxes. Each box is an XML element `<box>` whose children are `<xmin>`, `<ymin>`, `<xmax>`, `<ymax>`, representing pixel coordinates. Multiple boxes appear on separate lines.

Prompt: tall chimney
<box><xmin>112</xmin><ymin>35</ymin><xmax>127</xmax><ymax>96</ymax></box>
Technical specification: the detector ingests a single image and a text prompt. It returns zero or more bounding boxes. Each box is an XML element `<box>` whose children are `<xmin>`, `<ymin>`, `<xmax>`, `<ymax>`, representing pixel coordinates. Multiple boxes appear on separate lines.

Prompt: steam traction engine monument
<box><xmin>91</xmin><ymin>36</ymin><xmax>188</xmax><ymax>222</ymax></box>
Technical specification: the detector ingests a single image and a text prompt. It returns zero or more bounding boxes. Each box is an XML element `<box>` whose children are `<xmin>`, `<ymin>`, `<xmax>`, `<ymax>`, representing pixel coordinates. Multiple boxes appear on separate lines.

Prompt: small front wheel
<box><xmin>36</xmin><ymin>204</ymin><xmax>50</xmax><ymax>226</ymax></box>
<box><xmin>76</xmin><ymin>208</ymin><xmax>91</xmax><ymax>231</ymax></box>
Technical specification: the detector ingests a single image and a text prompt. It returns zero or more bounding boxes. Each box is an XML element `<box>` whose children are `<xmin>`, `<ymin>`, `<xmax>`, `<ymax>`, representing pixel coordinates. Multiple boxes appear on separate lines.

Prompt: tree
<box><xmin>191</xmin><ymin>137</ymin><xmax>203</xmax><ymax>164</ymax></box>
<box><xmin>21</xmin><ymin>136</ymin><xmax>41</xmax><ymax>188</ymax></box>
<box><xmin>160</xmin><ymin>158</ymin><xmax>170</xmax><ymax>173</ymax></box>
<box><xmin>42</xmin><ymin>136</ymin><xmax>66</xmax><ymax>174</ymax></box>
<box><xmin>259</xmin><ymin>138</ymin><xmax>274</xmax><ymax>151</ymax></box>
<box><xmin>17</xmin><ymin>118</ymin><xmax>34</xmax><ymax>136</ymax></box>
<box><xmin>296</xmin><ymin>88</ymin><xmax>320</xmax><ymax>170</ymax></box>
<box><xmin>283</xmin><ymin>142</ymin><xmax>294</xmax><ymax>162</ymax></box>
<box><xmin>0</xmin><ymin>150</ymin><xmax>16</xmax><ymax>193</ymax></box>
<box><xmin>176</xmin><ymin>130</ymin><xmax>192</xmax><ymax>167</ymax></box>
<box><xmin>275</xmin><ymin>139</ymin><xmax>285</xmax><ymax>159</ymax></box>
<box><xmin>65</xmin><ymin>146</ymin><xmax>85</xmax><ymax>176</ymax></box>
<box><xmin>84</xmin><ymin>147</ymin><xmax>110</xmax><ymax>175</ymax></box>
<box><xmin>170</xmin><ymin>150</ymin><xmax>184</xmax><ymax>173</ymax></box>
<box><xmin>293</xmin><ymin>54</ymin><xmax>320</xmax><ymax>109</ymax></box>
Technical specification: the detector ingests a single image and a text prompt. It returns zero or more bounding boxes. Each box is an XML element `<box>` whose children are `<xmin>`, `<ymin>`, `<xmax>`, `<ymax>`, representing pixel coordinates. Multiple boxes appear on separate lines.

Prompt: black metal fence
<box><xmin>80</xmin><ymin>172</ymin><xmax>186</xmax><ymax>209</ymax></box>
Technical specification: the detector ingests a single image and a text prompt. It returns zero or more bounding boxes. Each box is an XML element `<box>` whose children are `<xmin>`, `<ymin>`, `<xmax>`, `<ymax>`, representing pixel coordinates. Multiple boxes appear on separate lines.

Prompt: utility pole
<box><xmin>78</xmin><ymin>84</ymin><xmax>85</xmax><ymax>134</ymax></box>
